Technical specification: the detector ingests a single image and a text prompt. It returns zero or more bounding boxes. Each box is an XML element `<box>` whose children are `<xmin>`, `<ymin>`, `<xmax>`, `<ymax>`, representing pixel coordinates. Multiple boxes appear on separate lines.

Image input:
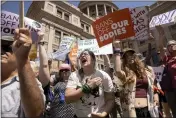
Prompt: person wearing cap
<box><xmin>48</xmin><ymin>63</ymin><xmax>75</xmax><ymax>118</ymax></box>
<box><xmin>112</xmin><ymin>40</ymin><xmax>159</xmax><ymax>117</ymax></box>
<box><xmin>1</xmin><ymin>29</ymin><xmax>45</xmax><ymax>117</ymax></box>
<box><xmin>156</xmin><ymin>25</ymin><xmax>176</xmax><ymax>117</ymax></box>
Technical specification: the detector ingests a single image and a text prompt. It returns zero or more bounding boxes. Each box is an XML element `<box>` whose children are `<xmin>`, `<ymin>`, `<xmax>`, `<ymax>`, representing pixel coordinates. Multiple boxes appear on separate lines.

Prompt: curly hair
<box><xmin>122</xmin><ymin>54</ymin><xmax>146</xmax><ymax>79</ymax></box>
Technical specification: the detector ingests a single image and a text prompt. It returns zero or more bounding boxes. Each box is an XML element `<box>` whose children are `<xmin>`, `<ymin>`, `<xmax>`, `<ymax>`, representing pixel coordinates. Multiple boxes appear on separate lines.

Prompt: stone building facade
<box><xmin>26</xmin><ymin>1</ymin><xmax>176</xmax><ymax>71</ymax></box>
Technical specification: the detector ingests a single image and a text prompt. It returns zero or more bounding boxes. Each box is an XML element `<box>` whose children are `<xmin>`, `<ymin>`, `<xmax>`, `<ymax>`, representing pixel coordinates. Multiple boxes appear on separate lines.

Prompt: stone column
<box><xmin>111</xmin><ymin>7</ymin><xmax>113</xmax><ymax>12</ymax></box>
<box><xmin>96</xmin><ymin>4</ymin><xmax>98</xmax><ymax>18</ymax></box>
<box><xmin>87</xmin><ymin>6</ymin><xmax>90</xmax><ymax>16</ymax></box>
<box><xmin>104</xmin><ymin>4</ymin><xmax>107</xmax><ymax>15</ymax></box>
<box><xmin>48</xmin><ymin>26</ymin><xmax>55</xmax><ymax>53</ymax></box>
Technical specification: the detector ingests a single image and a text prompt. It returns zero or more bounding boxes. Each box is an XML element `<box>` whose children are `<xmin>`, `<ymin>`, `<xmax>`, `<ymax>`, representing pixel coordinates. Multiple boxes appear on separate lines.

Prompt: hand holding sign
<box><xmin>13</xmin><ymin>28</ymin><xmax>32</xmax><ymax>64</ymax></box>
<box><xmin>112</xmin><ymin>38</ymin><xmax>121</xmax><ymax>49</ymax></box>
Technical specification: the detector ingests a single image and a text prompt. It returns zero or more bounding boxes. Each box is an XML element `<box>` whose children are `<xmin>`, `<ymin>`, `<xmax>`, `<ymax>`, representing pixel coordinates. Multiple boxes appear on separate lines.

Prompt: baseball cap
<box><xmin>1</xmin><ymin>36</ymin><xmax>14</xmax><ymax>46</ymax></box>
<box><xmin>167</xmin><ymin>40</ymin><xmax>176</xmax><ymax>47</ymax></box>
<box><xmin>122</xmin><ymin>48</ymin><xmax>135</xmax><ymax>59</ymax></box>
<box><xmin>59</xmin><ymin>64</ymin><xmax>71</xmax><ymax>71</ymax></box>
<box><xmin>1</xmin><ymin>36</ymin><xmax>14</xmax><ymax>42</ymax></box>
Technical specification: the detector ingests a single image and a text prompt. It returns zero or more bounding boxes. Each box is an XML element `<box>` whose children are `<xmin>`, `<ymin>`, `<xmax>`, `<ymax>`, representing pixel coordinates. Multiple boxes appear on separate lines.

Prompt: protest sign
<box><xmin>52</xmin><ymin>36</ymin><xmax>76</xmax><ymax>61</ymax></box>
<box><xmin>77</xmin><ymin>39</ymin><xmax>113</xmax><ymax>56</ymax></box>
<box><xmin>92</xmin><ymin>8</ymin><xmax>135</xmax><ymax>47</ymax></box>
<box><xmin>150</xmin><ymin>9</ymin><xmax>176</xmax><ymax>28</ymax></box>
<box><xmin>130</xmin><ymin>6</ymin><xmax>149</xmax><ymax>40</ymax></box>
<box><xmin>69</xmin><ymin>41</ymin><xmax>78</xmax><ymax>66</ymax></box>
<box><xmin>152</xmin><ymin>67</ymin><xmax>164</xmax><ymax>82</ymax></box>
<box><xmin>1</xmin><ymin>10</ymin><xmax>42</xmax><ymax>42</ymax></box>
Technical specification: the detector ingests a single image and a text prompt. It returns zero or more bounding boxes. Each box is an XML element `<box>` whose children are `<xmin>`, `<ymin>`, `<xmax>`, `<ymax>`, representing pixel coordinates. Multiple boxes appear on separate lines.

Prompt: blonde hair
<box><xmin>122</xmin><ymin>55</ymin><xmax>146</xmax><ymax>79</ymax></box>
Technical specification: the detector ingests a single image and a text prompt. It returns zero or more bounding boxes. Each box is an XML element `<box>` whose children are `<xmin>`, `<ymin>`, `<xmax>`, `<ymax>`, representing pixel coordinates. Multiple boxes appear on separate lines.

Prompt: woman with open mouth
<box><xmin>113</xmin><ymin>40</ymin><xmax>159</xmax><ymax>118</ymax></box>
<box><xmin>65</xmin><ymin>49</ymin><xmax>115</xmax><ymax>118</ymax></box>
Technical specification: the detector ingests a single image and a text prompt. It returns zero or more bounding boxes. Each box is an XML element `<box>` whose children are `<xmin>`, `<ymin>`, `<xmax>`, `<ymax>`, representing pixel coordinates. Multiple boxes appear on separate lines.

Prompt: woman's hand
<box><xmin>86</xmin><ymin>77</ymin><xmax>102</xmax><ymax>90</ymax></box>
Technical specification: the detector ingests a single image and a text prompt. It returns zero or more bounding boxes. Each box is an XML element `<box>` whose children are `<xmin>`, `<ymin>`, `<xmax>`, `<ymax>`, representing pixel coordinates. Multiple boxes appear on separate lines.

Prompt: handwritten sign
<box><xmin>69</xmin><ymin>41</ymin><xmax>78</xmax><ymax>66</ymax></box>
<box><xmin>152</xmin><ymin>67</ymin><xmax>164</xmax><ymax>82</ymax></box>
<box><xmin>130</xmin><ymin>6</ymin><xmax>149</xmax><ymax>40</ymax></box>
<box><xmin>77</xmin><ymin>39</ymin><xmax>113</xmax><ymax>56</ymax></box>
<box><xmin>52</xmin><ymin>36</ymin><xmax>76</xmax><ymax>61</ymax></box>
<box><xmin>92</xmin><ymin>8</ymin><xmax>135</xmax><ymax>47</ymax></box>
<box><xmin>150</xmin><ymin>9</ymin><xmax>176</xmax><ymax>28</ymax></box>
<box><xmin>1</xmin><ymin>10</ymin><xmax>42</xmax><ymax>42</ymax></box>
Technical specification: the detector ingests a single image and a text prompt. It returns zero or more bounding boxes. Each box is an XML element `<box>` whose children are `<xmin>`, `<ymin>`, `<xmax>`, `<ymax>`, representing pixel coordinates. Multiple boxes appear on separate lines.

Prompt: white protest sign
<box><xmin>52</xmin><ymin>36</ymin><xmax>76</xmax><ymax>61</ymax></box>
<box><xmin>150</xmin><ymin>9</ymin><xmax>176</xmax><ymax>28</ymax></box>
<box><xmin>130</xmin><ymin>6</ymin><xmax>149</xmax><ymax>40</ymax></box>
<box><xmin>152</xmin><ymin>67</ymin><xmax>164</xmax><ymax>82</ymax></box>
<box><xmin>77</xmin><ymin>39</ymin><xmax>113</xmax><ymax>56</ymax></box>
<box><xmin>1</xmin><ymin>10</ymin><xmax>42</xmax><ymax>42</ymax></box>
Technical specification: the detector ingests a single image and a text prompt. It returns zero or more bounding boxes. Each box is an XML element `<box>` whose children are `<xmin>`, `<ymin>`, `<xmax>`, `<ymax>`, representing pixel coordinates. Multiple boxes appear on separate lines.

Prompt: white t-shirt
<box><xmin>66</xmin><ymin>69</ymin><xmax>114</xmax><ymax>117</ymax></box>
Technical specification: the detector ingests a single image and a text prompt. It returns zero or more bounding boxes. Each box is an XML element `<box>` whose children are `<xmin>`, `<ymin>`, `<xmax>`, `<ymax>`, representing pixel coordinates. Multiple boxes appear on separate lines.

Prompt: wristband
<box><xmin>38</xmin><ymin>42</ymin><xmax>45</xmax><ymax>45</ymax></box>
<box><xmin>113</xmin><ymin>48</ymin><xmax>121</xmax><ymax>54</ymax></box>
<box><xmin>82</xmin><ymin>84</ymin><xmax>92</xmax><ymax>94</ymax></box>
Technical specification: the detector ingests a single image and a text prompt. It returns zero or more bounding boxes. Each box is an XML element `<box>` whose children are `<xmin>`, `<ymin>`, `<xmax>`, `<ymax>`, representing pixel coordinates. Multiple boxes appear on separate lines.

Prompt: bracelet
<box><xmin>38</xmin><ymin>42</ymin><xmax>45</xmax><ymax>45</ymax></box>
<box><xmin>82</xmin><ymin>84</ymin><xmax>92</xmax><ymax>94</ymax></box>
<box><xmin>113</xmin><ymin>48</ymin><xmax>121</xmax><ymax>54</ymax></box>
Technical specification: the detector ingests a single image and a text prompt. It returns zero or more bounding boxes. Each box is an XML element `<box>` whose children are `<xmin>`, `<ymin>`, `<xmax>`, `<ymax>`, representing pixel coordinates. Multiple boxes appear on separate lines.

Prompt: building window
<box><xmin>85</xmin><ymin>25</ymin><xmax>90</xmax><ymax>32</ymax></box>
<box><xmin>53</xmin><ymin>49</ymin><xmax>57</xmax><ymax>52</ymax></box>
<box><xmin>64</xmin><ymin>13</ymin><xmax>70</xmax><ymax>22</ymax></box>
<box><xmin>73</xmin><ymin>16</ymin><xmax>79</xmax><ymax>25</ymax></box>
<box><xmin>90</xmin><ymin>5</ymin><xmax>96</xmax><ymax>18</ymax></box>
<box><xmin>101</xmin><ymin>65</ymin><xmax>104</xmax><ymax>70</ymax></box>
<box><xmin>54</xmin><ymin>30</ymin><xmax>61</xmax><ymax>44</ymax></box>
<box><xmin>128</xmin><ymin>42</ymin><xmax>133</xmax><ymax>48</ymax></box>
<box><xmin>57</xmin><ymin>9</ymin><xmax>62</xmax><ymax>18</ymax></box>
<box><xmin>122</xmin><ymin>42</ymin><xmax>128</xmax><ymax>48</ymax></box>
<box><xmin>82</xmin><ymin>8</ymin><xmax>87</xmax><ymax>15</ymax></box>
<box><xmin>63</xmin><ymin>33</ymin><xmax>70</xmax><ymax>37</ymax></box>
<box><xmin>47</xmin><ymin>3</ymin><xmax>53</xmax><ymax>12</ymax></box>
<box><xmin>98</xmin><ymin>5</ymin><xmax>105</xmax><ymax>16</ymax></box>
<box><xmin>139</xmin><ymin>40</ymin><xmax>146</xmax><ymax>45</ymax></box>
<box><xmin>81</xmin><ymin>23</ymin><xmax>84</xmax><ymax>29</ymax></box>
<box><xmin>106</xmin><ymin>6</ymin><xmax>112</xmax><ymax>13</ymax></box>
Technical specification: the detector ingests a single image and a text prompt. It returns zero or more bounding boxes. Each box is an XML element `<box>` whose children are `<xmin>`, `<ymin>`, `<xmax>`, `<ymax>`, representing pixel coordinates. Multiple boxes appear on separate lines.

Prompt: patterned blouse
<box><xmin>49</xmin><ymin>82</ymin><xmax>75</xmax><ymax>118</ymax></box>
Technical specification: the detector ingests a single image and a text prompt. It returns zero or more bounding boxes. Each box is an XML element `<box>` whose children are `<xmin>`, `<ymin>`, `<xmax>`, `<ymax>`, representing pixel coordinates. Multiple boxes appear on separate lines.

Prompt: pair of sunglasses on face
<box><xmin>60</xmin><ymin>69</ymin><xmax>70</xmax><ymax>73</ymax></box>
<box><xmin>1</xmin><ymin>45</ymin><xmax>13</xmax><ymax>55</ymax></box>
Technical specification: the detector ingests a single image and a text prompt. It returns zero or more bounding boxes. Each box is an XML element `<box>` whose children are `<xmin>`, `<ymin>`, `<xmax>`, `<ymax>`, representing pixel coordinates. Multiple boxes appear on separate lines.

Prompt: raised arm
<box><xmin>103</xmin><ymin>55</ymin><xmax>111</xmax><ymax>73</ymax></box>
<box><xmin>38</xmin><ymin>32</ymin><xmax>50</xmax><ymax>87</ymax></box>
<box><xmin>155</xmin><ymin>25</ymin><xmax>166</xmax><ymax>59</ymax></box>
<box><xmin>13</xmin><ymin>28</ymin><xmax>45</xmax><ymax>117</ymax></box>
<box><xmin>113</xmin><ymin>40</ymin><xmax>126</xmax><ymax>81</ymax></box>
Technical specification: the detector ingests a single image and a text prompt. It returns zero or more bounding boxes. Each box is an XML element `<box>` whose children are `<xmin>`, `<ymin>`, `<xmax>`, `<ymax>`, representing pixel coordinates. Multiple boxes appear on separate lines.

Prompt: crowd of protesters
<box><xmin>1</xmin><ymin>26</ymin><xmax>176</xmax><ymax>118</ymax></box>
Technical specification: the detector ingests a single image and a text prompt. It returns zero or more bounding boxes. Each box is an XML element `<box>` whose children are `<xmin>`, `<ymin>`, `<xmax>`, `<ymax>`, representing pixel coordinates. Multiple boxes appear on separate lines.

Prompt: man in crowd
<box><xmin>1</xmin><ymin>28</ymin><xmax>45</xmax><ymax>117</ymax></box>
<box><xmin>156</xmin><ymin>25</ymin><xmax>176</xmax><ymax>117</ymax></box>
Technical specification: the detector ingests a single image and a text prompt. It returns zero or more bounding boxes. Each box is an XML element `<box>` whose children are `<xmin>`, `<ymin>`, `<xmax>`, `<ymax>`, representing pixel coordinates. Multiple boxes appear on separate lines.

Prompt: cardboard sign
<box><xmin>1</xmin><ymin>10</ymin><xmax>42</xmax><ymax>42</ymax></box>
<box><xmin>92</xmin><ymin>8</ymin><xmax>135</xmax><ymax>47</ymax></box>
<box><xmin>130</xmin><ymin>6</ymin><xmax>149</xmax><ymax>40</ymax></box>
<box><xmin>69</xmin><ymin>41</ymin><xmax>78</xmax><ymax>66</ymax></box>
<box><xmin>77</xmin><ymin>39</ymin><xmax>113</xmax><ymax>56</ymax></box>
<box><xmin>52</xmin><ymin>36</ymin><xmax>76</xmax><ymax>61</ymax></box>
<box><xmin>152</xmin><ymin>67</ymin><xmax>164</xmax><ymax>82</ymax></box>
<box><xmin>150</xmin><ymin>9</ymin><xmax>176</xmax><ymax>28</ymax></box>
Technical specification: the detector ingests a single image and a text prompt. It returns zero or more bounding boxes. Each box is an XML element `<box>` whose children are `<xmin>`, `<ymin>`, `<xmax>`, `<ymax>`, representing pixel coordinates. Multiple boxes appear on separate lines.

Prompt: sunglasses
<box><xmin>60</xmin><ymin>69</ymin><xmax>70</xmax><ymax>73</ymax></box>
<box><xmin>1</xmin><ymin>45</ymin><xmax>13</xmax><ymax>55</ymax></box>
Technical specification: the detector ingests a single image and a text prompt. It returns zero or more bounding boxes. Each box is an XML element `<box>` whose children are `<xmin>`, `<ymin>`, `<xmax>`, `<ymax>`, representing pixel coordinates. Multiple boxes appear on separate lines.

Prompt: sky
<box><xmin>2</xmin><ymin>1</ymin><xmax>156</xmax><ymax>16</ymax></box>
